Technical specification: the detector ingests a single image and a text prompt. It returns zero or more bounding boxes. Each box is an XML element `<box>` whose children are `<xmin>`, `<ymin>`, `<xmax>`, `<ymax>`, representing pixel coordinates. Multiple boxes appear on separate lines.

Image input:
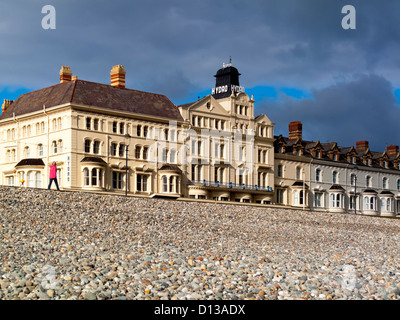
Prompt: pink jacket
<box><xmin>49</xmin><ymin>164</ymin><xmax>57</xmax><ymax>179</ymax></box>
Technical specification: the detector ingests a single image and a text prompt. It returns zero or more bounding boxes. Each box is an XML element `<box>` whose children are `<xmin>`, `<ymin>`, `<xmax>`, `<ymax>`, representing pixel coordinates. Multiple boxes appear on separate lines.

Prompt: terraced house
<box><xmin>0</xmin><ymin>63</ymin><xmax>275</xmax><ymax>203</ymax></box>
<box><xmin>274</xmin><ymin>121</ymin><xmax>400</xmax><ymax>216</ymax></box>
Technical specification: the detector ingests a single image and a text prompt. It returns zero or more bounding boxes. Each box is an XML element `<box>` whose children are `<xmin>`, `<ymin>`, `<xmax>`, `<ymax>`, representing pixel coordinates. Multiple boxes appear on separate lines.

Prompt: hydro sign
<box><xmin>212</xmin><ymin>84</ymin><xmax>245</xmax><ymax>95</ymax></box>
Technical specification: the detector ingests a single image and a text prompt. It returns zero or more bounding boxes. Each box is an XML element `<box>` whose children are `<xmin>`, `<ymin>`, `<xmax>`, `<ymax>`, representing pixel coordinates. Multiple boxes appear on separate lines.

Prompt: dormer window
<box><xmin>333</xmin><ymin>154</ymin><xmax>338</xmax><ymax>161</ymax></box>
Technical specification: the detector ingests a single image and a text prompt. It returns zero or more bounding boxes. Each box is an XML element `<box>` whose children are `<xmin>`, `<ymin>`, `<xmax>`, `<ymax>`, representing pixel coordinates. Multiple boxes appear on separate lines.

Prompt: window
<box><xmin>57</xmin><ymin>117</ymin><xmax>62</xmax><ymax>130</ymax></box>
<box><xmin>35</xmin><ymin>172</ymin><xmax>42</xmax><ymax>188</ymax></box>
<box><xmin>85</xmin><ymin>140</ymin><xmax>91</xmax><ymax>153</ymax></box>
<box><xmin>137</xmin><ymin>174</ymin><xmax>148</xmax><ymax>192</ymax></box>
<box><xmin>7</xmin><ymin>176</ymin><xmax>15</xmax><ymax>186</ymax></box>
<box><xmin>350</xmin><ymin>174</ymin><xmax>355</xmax><ymax>186</ymax></box>
<box><xmin>25</xmin><ymin>147</ymin><xmax>30</xmax><ymax>158</ymax></box>
<box><xmin>27</xmin><ymin>125</ymin><xmax>31</xmax><ymax>136</ymax></box>
<box><xmin>86</xmin><ymin>117</ymin><xmax>91</xmax><ymax>130</ymax></box>
<box><xmin>332</xmin><ymin>171</ymin><xmax>337</xmax><ymax>184</ymax></box>
<box><xmin>52</xmin><ymin>141</ymin><xmax>58</xmax><ymax>154</ymax></box>
<box><xmin>366</xmin><ymin>176</ymin><xmax>371</xmax><ymax>188</ymax></box>
<box><xmin>119</xmin><ymin>123</ymin><xmax>124</xmax><ymax>134</ymax></box>
<box><xmin>330</xmin><ymin>193</ymin><xmax>341</xmax><ymax>208</ymax></box>
<box><xmin>143</xmin><ymin>126</ymin><xmax>148</xmax><ymax>138</ymax></box>
<box><xmin>197</xmin><ymin>165</ymin><xmax>202</xmax><ymax>181</ymax></box>
<box><xmin>197</xmin><ymin>141</ymin><xmax>202</xmax><ymax>155</ymax></box>
<box><xmin>383</xmin><ymin>177</ymin><xmax>388</xmax><ymax>189</ymax></box>
<box><xmin>170</xmin><ymin>149</ymin><xmax>176</xmax><ymax>163</ymax></box>
<box><xmin>58</xmin><ymin>140</ymin><xmax>63</xmax><ymax>153</ymax></box>
<box><xmin>164</xmin><ymin>129</ymin><xmax>169</xmax><ymax>141</ymax></box>
<box><xmin>119</xmin><ymin>144</ymin><xmax>125</xmax><ymax>157</ymax></box>
<box><xmin>316</xmin><ymin>169</ymin><xmax>321</xmax><ymax>182</ymax></box>
<box><xmin>113</xmin><ymin>121</ymin><xmax>118</xmax><ymax>133</ymax></box>
<box><xmin>28</xmin><ymin>171</ymin><xmax>35</xmax><ymax>187</ymax></box>
<box><xmin>163</xmin><ymin>176</ymin><xmax>168</xmax><ymax>193</ymax></box>
<box><xmin>91</xmin><ymin>168</ymin><xmax>97</xmax><ymax>186</ymax></box>
<box><xmin>162</xmin><ymin>148</ymin><xmax>168</xmax><ymax>162</ymax></box>
<box><xmin>364</xmin><ymin>196</ymin><xmax>376</xmax><ymax>210</ymax></box>
<box><xmin>191</xmin><ymin>164</ymin><xmax>196</xmax><ymax>181</ymax></box>
<box><xmin>93</xmin><ymin>119</ymin><xmax>99</xmax><ymax>131</ymax></box>
<box><xmin>296</xmin><ymin>167</ymin><xmax>302</xmax><ymax>180</ymax></box>
<box><xmin>112</xmin><ymin>171</ymin><xmax>124</xmax><ymax>189</ymax></box>
<box><xmin>143</xmin><ymin>147</ymin><xmax>149</xmax><ymax>160</ymax></box>
<box><xmin>277</xmin><ymin>165</ymin><xmax>283</xmax><ymax>178</ymax></box>
<box><xmin>276</xmin><ymin>189</ymin><xmax>284</xmax><ymax>204</ymax></box>
<box><xmin>135</xmin><ymin>146</ymin><xmax>141</xmax><ymax>159</ymax></box>
<box><xmin>93</xmin><ymin>141</ymin><xmax>100</xmax><ymax>154</ymax></box>
<box><xmin>350</xmin><ymin>195</ymin><xmax>356</xmax><ymax>210</ymax></box>
<box><xmin>397</xmin><ymin>179</ymin><xmax>400</xmax><ymax>191</ymax></box>
<box><xmin>111</xmin><ymin>143</ymin><xmax>117</xmax><ymax>156</ymax></box>
<box><xmin>315</xmin><ymin>193</ymin><xmax>322</xmax><ymax>207</ymax></box>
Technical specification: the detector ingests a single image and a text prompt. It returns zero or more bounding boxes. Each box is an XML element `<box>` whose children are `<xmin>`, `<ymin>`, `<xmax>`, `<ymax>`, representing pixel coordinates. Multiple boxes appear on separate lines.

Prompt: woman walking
<box><xmin>48</xmin><ymin>161</ymin><xmax>60</xmax><ymax>190</ymax></box>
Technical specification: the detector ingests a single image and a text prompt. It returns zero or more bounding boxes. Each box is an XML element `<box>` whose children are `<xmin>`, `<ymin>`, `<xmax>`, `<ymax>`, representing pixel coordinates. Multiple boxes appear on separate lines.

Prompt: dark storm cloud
<box><xmin>0</xmin><ymin>0</ymin><xmax>400</xmax><ymax>149</ymax></box>
<box><xmin>258</xmin><ymin>74</ymin><xmax>400</xmax><ymax>151</ymax></box>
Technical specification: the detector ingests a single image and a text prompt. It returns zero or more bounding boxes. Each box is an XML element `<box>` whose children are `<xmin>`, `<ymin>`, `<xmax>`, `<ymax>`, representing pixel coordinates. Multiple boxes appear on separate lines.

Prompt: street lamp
<box><xmin>124</xmin><ymin>133</ymin><xmax>131</xmax><ymax>197</ymax></box>
<box><xmin>354</xmin><ymin>164</ymin><xmax>358</xmax><ymax>214</ymax></box>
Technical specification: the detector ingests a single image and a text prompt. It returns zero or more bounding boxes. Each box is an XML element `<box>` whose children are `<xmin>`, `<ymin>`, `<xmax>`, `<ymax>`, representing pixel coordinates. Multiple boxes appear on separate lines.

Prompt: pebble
<box><xmin>0</xmin><ymin>186</ymin><xmax>400</xmax><ymax>300</ymax></box>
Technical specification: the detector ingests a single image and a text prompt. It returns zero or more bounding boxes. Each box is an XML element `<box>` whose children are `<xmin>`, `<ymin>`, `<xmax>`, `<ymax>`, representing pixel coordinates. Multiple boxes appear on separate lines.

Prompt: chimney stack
<box><xmin>356</xmin><ymin>141</ymin><xmax>369</xmax><ymax>153</ymax></box>
<box><xmin>110</xmin><ymin>65</ymin><xmax>126</xmax><ymax>88</ymax></box>
<box><xmin>59</xmin><ymin>66</ymin><xmax>72</xmax><ymax>83</ymax></box>
<box><xmin>288</xmin><ymin>121</ymin><xmax>302</xmax><ymax>140</ymax></box>
<box><xmin>387</xmin><ymin>144</ymin><xmax>399</xmax><ymax>157</ymax></box>
<box><xmin>1</xmin><ymin>99</ymin><xmax>13</xmax><ymax>113</ymax></box>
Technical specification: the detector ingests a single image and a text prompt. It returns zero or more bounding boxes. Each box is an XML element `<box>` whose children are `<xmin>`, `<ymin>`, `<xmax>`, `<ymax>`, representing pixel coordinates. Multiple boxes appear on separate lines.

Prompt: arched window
<box><xmin>25</xmin><ymin>147</ymin><xmax>30</xmax><ymax>158</ymax></box>
<box><xmin>350</xmin><ymin>174</ymin><xmax>355</xmax><ymax>186</ymax></box>
<box><xmin>58</xmin><ymin>140</ymin><xmax>63</xmax><ymax>153</ymax></box>
<box><xmin>35</xmin><ymin>172</ymin><xmax>42</xmax><ymax>188</ymax></box>
<box><xmin>52</xmin><ymin>141</ymin><xmax>58</xmax><ymax>154</ymax></box>
<box><xmin>162</xmin><ymin>176</ymin><xmax>168</xmax><ymax>192</ymax></box>
<box><xmin>383</xmin><ymin>177</ymin><xmax>388</xmax><ymax>189</ymax></box>
<box><xmin>170</xmin><ymin>149</ymin><xmax>176</xmax><ymax>164</ymax></box>
<box><xmin>366</xmin><ymin>176</ymin><xmax>371</xmax><ymax>188</ymax></box>
<box><xmin>169</xmin><ymin>176</ymin><xmax>174</xmax><ymax>192</ymax></box>
<box><xmin>316</xmin><ymin>169</ymin><xmax>321</xmax><ymax>182</ymax></box>
<box><xmin>91</xmin><ymin>168</ymin><xmax>97</xmax><ymax>186</ymax></box>
<box><xmin>38</xmin><ymin>144</ymin><xmax>43</xmax><ymax>157</ymax></box>
<box><xmin>84</xmin><ymin>168</ymin><xmax>90</xmax><ymax>186</ymax></box>
<box><xmin>332</xmin><ymin>171</ymin><xmax>338</xmax><ymax>184</ymax></box>
<box><xmin>28</xmin><ymin>171</ymin><xmax>35</xmax><ymax>187</ymax></box>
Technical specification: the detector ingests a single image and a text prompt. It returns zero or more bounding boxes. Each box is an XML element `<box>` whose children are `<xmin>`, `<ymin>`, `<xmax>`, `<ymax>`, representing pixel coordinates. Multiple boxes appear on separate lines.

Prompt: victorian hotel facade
<box><xmin>0</xmin><ymin>63</ymin><xmax>399</xmax><ymax>216</ymax></box>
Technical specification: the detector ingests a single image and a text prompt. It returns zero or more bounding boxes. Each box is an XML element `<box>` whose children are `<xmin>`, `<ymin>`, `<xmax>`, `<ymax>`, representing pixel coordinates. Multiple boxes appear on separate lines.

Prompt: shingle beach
<box><xmin>1</xmin><ymin>186</ymin><xmax>399</xmax><ymax>300</ymax></box>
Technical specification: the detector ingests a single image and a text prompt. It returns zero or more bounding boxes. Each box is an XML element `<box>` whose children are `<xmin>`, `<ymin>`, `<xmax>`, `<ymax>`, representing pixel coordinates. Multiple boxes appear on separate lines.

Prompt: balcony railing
<box><xmin>190</xmin><ymin>180</ymin><xmax>273</xmax><ymax>192</ymax></box>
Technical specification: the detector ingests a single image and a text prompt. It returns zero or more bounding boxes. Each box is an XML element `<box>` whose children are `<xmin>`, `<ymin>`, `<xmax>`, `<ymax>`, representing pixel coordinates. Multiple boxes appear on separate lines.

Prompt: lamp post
<box><xmin>124</xmin><ymin>133</ymin><xmax>131</xmax><ymax>197</ymax></box>
<box><xmin>354</xmin><ymin>164</ymin><xmax>358</xmax><ymax>214</ymax></box>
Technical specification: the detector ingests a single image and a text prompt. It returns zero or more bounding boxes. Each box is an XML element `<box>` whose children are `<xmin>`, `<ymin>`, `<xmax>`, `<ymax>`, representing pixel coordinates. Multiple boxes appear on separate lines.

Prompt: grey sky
<box><xmin>0</xmin><ymin>0</ymin><xmax>399</xmax><ymax>150</ymax></box>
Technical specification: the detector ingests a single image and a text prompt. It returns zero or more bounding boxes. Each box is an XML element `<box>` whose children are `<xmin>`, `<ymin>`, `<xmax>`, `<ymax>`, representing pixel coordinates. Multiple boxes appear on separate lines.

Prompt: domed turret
<box><xmin>212</xmin><ymin>59</ymin><xmax>244</xmax><ymax>99</ymax></box>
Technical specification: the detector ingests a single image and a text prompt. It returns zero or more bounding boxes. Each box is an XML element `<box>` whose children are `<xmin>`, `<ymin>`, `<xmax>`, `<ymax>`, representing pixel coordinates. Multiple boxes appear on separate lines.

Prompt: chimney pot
<box><xmin>288</xmin><ymin>121</ymin><xmax>302</xmax><ymax>140</ymax></box>
<box><xmin>2</xmin><ymin>99</ymin><xmax>13</xmax><ymax>113</ymax></box>
<box><xmin>60</xmin><ymin>66</ymin><xmax>72</xmax><ymax>83</ymax></box>
<box><xmin>356</xmin><ymin>141</ymin><xmax>369</xmax><ymax>153</ymax></box>
<box><xmin>387</xmin><ymin>144</ymin><xmax>399</xmax><ymax>157</ymax></box>
<box><xmin>110</xmin><ymin>65</ymin><xmax>126</xmax><ymax>88</ymax></box>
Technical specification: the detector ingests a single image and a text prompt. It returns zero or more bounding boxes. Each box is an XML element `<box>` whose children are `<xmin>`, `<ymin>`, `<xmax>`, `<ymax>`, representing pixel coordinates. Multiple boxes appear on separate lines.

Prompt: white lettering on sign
<box><xmin>212</xmin><ymin>85</ymin><xmax>245</xmax><ymax>95</ymax></box>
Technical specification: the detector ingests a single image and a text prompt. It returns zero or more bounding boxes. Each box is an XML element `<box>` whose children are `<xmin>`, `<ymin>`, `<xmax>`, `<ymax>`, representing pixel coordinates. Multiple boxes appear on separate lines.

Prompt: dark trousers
<box><xmin>48</xmin><ymin>178</ymin><xmax>60</xmax><ymax>190</ymax></box>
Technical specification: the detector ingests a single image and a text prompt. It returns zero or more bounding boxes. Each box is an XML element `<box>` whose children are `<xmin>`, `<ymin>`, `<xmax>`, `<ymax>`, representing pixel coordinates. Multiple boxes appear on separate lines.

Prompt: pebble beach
<box><xmin>1</xmin><ymin>186</ymin><xmax>399</xmax><ymax>300</ymax></box>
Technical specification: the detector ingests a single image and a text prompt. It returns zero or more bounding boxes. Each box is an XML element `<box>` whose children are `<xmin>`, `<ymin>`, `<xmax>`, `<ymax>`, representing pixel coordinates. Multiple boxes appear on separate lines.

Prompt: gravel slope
<box><xmin>0</xmin><ymin>186</ymin><xmax>399</xmax><ymax>300</ymax></box>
